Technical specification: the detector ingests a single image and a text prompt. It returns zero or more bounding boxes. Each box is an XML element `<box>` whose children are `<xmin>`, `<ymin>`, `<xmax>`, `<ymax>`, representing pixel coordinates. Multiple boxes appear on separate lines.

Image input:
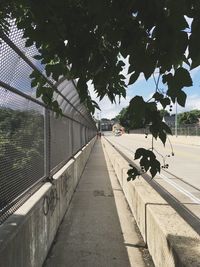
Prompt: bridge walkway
<box><xmin>43</xmin><ymin>140</ymin><xmax>153</xmax><ymax>267</ymax></box>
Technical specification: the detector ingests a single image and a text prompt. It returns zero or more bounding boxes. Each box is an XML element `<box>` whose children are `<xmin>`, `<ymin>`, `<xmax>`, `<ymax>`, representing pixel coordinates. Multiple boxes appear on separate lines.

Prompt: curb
<box><xmin>102</xmin><ymin>138</ymin><xmax>200</xmax><ymax>267</ymax></box>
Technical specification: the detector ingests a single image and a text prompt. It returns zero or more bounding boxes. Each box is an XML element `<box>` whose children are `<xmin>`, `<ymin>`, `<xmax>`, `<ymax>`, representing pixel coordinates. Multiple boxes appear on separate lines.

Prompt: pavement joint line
<box><xmin>159</xmin><ymin>173</ymin><xmax>200</xmax><ymax>204</ymax></box>
<box><xmin>109</xmin><ymin>137</ymin><xmax>200</xmax><ymax>203</ymax></box>
<box><xmin>123</xmin><ymin>147</ymin><xmax>200</xmax><ymax>204</ymax></box>
<box><xmin>113</xmin><ymin>135</ymin><xmax>200</xmax><ymax>160</ymax></box>
<box><xmin>104</xmin><ymin>136</ymin><xmax>200</xmax><ymax>236</ymax></box>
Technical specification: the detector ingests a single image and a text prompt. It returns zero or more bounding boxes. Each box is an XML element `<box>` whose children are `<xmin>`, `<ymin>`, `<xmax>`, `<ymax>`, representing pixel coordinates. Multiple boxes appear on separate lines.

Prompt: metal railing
<box><xmin>0</xmin><ymin>21</ymin><xmax>96</xmax><ymax>223</ymax></box>
<box><xmin>170</xmin><ymin>125</ymin><xmax>200</xmax><ymax>136</ymax></box>
<box><xmin>130</xmin><ymin>125</ymin><xmax>200</xmax><ymax>136</ymax></box>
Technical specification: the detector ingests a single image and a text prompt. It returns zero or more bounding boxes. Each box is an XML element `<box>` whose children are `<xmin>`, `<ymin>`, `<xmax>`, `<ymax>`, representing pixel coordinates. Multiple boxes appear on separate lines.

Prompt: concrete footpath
<box><xmin>43</xmin><ymin>140</ymin><xmax>154</xmax><ymax>267</ymax></box>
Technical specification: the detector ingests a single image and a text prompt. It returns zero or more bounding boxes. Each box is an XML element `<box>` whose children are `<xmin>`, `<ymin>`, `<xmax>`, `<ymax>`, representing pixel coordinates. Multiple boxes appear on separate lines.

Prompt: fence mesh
<box><xmin>0</xmin><ymin>21</ymin><xmax>96</xmax><ymax>223</ymax></box>
<box><xmin>0</xmin><ymin>87</ymin><xmax>45</xmax><ymax>219</ymax></box>
<box><xmin>50</xmin><ymin>113</ymin><xmax>72</xmax><ymax>172</ymax></box>
<box><xmin>171</xmin><ymin>126</ymin><xmax>200</xmax><ymax>136</ymax></box>
<box><xmin>130</xmin><ymin>125</ymin><xmax>200</xmax><ymax>136</ymax></box>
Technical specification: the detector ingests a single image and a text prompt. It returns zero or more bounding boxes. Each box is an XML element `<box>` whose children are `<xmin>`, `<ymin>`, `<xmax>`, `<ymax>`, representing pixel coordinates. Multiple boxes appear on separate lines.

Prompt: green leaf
<box><xmin>161</xmin><ymin>122</ymin><xmax>172</xmax><ymax>135</ymax></box>
<box><xmin>162</xmin><ymin>73</ymin><xmax>173</xmax><ymax>84</ymax></box>
<box><xmin>153</xmin><ymin>92</ymin><xmax>163</xmax><ymax>101</ymax></box>
<box><xmin>33</xmin><ymin>55</ymin><xmax>42</xmax><ymax>60</ymax></box>
<box><xmin>189</xmin><ymin>18</ymin><xmax>200</xmax><ymax>69</ymax></box>
<box><xmin>36</xmin><ymin>87</ymin><xmax>43</xmax><ymax>98</ymax></box>
<box><xmin>31</xmin><ymin>79</ymin><xmax>38</xmax><ymax>88</ymax></box>
<box><xmin>25</xmin><ymin>38</ymin><xmax>33</xmax><ymax>47</ymax></box>
<box><xmin>127</xmin><ymin>166</ymin><xmax>140</xmax><ymax>181</ymax></box>
<box><xmin>150</xmin><ymin>159</ymin><xmax>160</xmax><ymax>178</ymax></box>
<box><xmin>128</xmin><ymin>72</ymin><xmax>140</xmax><ymax>85</ymax></box>
<box><xmin>135</xmin><ymin>148</ymin><xmax>146</xmax><ymax>160</ymax></box>
<box><xmin>160</xmin><ymin>98</ymin><xmax>170</xmax><ymax>109</ymax></box>
<box><xmin>177</xmin><ymin>90</ymin><xmax>187</xmax><ymax>107</ymax></box>
<box><xmin>128</xmin><ymin>96</ymin><xmax>146</xmax><ymax>125</ymax></box>
<box><xmin>77</xmin><ymin>77</ymin><xmax>88</xmax><ymax>102</ymax></box>
<box><xmin>174</xmin><ymin>68</ymin><xmax>192</xmax><ymax>87</ymax></box>
<box><xmin>158</xmin><ymin>130</ymin><xmax>167</xmax><ymax>145</ymax></box>
<box><xmin>134</xmin><ymin>148</ymin><xmax>160</xmax><ymax>178</ymax></box>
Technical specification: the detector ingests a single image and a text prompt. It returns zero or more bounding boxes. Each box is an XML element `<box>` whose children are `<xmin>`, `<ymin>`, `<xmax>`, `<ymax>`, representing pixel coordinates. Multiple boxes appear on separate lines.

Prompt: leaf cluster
<box><xmin>135</xmin><ymin>148</ymin><xmax>161</xmax><ymax>178</ymax></box>
<box><xmin>127</xmin><ymin>147</ymin><xmax>161</xmax><ymax>181</ymax></box>
<box><xmin>1</xmin><ymin>0</ymin><xmax>200</xmax><ymax>178</ymax></box>
<box><xmin>1</xmin><ymin>0</ymin><xmax>198</xmax><ymax>114</ymax></box>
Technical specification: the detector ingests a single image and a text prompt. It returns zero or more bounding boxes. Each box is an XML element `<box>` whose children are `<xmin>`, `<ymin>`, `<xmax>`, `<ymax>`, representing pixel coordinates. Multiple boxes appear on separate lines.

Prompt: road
<box><xmin>104</xmin><ymin>132</ymin><xmax>200</xmax><ymax>219</ymax></box>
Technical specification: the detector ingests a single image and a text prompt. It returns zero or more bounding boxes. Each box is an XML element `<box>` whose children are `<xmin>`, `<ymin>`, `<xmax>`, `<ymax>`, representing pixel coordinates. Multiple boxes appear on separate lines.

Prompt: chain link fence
<box><xmin>130</xmin><ymin>125</ymin><xmax>200</xmax><ymax>136</ymax></box>
<box><xmin>0</xmin><ymin>21</ymin><xmax>96</xmax><ymax>223</ymax></box>
<box><xmin>170</xmin><ymin>125</ymin><xmax>200</xmax><ymax>136</ymax></box>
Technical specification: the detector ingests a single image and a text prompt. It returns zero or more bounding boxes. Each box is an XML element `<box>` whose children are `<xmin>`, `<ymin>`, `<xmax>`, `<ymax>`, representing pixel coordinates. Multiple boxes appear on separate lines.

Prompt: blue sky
<box><xmin>95</xmin><ymin>17</ymin><xmax>200</xmax><ymax>119</ymax></box>
<box><xmin>95</xmin><ymin>67</ymin><xmax>200</xmax><ymax>119</ymax></box>
<box><xmin>128</xmin><ymin>66</ymin><xmax>200</xmax><ymax>101</ymax></box>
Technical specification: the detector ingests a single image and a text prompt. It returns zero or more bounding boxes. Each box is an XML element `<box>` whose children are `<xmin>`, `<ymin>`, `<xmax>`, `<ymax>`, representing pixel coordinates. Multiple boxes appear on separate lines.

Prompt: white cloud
<box><xmin>161</xmin><ymin>94</ymin><xmax>200</xmax><ymax>114</ymax></box>
<box><xmin>88</xmin><ymin>78</ymin><xmax>132</xmax><ymax>119</ymax></box>
<box><xmin>180</xmin><ymin>94</ymin><xmax>200</xmax><ymax>112</ymax></box>
<box><xmin>87</xmin><ymin>56</ymin><xmax>147</xmax><ymax>119</ymax></box>
<box><xmin>92</xmin><ymin>92</ymin><xmax>200</xmax><ymax>120</ymax></box>
<box><xmin>190</xmin><ymin>66</ymin><xmax>200</xmax><ymax>79</ymax></box>
<box><xmin>88</xmin><ymin>48</ymin><xmax>200</xmax><ymax>119</ymax></box>
<box><xmin>96</xmin><ymin>95</ymin><xmax>132</xmax><ymax>119</ymax></box>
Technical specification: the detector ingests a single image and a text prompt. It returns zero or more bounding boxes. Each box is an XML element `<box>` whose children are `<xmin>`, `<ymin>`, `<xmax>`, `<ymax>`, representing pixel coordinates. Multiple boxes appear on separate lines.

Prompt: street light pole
<box><xmin>175</xmin><ymin>98</ymin><xmax>178</xmax><ymax>137</ymax></box>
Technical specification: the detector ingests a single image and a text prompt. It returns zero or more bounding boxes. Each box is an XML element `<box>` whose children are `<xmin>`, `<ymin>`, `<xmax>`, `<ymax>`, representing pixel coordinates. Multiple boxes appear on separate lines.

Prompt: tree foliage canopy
<box><xmin>178</xmin><ymin>109</ymin><xmax>200</xmax><ymax>125</ymax></box>
<box><xmin>1</xmin><ymin>0</ymin><xmax>200</xmax><ymax>179</ymax></box>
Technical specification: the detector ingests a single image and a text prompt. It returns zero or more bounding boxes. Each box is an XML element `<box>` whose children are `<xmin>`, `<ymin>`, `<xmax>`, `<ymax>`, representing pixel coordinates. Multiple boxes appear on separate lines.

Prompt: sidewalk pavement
<box><xmin>43</xmin><ymin>140</ymin><xmax>154</xmax><ymax>267</ymax></box>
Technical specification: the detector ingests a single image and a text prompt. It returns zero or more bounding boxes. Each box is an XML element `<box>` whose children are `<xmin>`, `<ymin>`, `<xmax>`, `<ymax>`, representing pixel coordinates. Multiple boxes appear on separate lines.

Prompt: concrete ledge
<box><xmin>169</xmin><ymin>135</ymin><xmax>200</xmax><ymax>146</ymax></box>
<box><xmin>102</xmin><ymin>138</ymin><xmax>200</xmax><ymax>267</ymax></box>
<box><xmin>0</xmin><ymin>137</ymin><xmax>96</xmax><ymax>267</ymax></box>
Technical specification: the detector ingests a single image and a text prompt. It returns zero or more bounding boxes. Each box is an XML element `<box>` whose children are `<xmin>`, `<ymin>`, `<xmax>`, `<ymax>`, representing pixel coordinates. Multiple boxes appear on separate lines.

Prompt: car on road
<box><xmin>114</xmin><ymin>130</ymin><xmax>122</xmax><ymax>136</ymax></box>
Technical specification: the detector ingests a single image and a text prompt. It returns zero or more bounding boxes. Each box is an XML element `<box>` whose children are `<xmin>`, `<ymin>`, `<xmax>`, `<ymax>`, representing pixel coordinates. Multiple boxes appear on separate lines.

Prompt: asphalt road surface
<box><xmin>104</xmin><ymin>132</ymin><xmax>200</xmax><ymax>219</ymax></box>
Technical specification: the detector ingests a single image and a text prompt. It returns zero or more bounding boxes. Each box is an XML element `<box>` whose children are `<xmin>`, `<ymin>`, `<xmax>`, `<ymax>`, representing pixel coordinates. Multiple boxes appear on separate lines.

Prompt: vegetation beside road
<box><xmin>0</xmin><ymin>108</ymin><xmax>44</xmax><ymax>209</ymax></box>
<box><xmin>114</xmin><ymin>108</ymin><xmax>200</xmax><ymax>129</ymax></box>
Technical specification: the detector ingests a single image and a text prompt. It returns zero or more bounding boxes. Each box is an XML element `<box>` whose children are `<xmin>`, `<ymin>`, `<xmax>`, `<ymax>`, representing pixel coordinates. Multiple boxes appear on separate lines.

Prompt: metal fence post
<box><xmin>71</xmin><ymin>119</ymin><xmax>74</xmax><ymax>155</ymax></box>
<box><xmin>85</xmin><ymin>127</ymin><xmax>87</xmax><ymax>146</ymax></box>
<box><xmin>44</xmin><ymin>108</ymin><xmax>51</xmax><ymax>178</ymax></box>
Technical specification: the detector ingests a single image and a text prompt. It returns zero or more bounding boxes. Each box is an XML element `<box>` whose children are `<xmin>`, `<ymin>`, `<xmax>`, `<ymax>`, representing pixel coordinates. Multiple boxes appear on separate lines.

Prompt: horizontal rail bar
<box><xmin>0</xmin><ymin>31</ymin><xmax>95</xmax><ymax>129</ymax></box>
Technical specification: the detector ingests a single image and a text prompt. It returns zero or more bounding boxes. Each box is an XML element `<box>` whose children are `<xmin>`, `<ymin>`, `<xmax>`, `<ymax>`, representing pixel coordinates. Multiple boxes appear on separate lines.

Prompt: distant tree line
<box><xmin>115</xmin><ymin>108</ymin><xmax>200</xmax><ymax>130</ymax></box>
<box><xmin>177</xmin><ymin>109</ymin><xmax>200</xmax><ymax>125</ymax></box>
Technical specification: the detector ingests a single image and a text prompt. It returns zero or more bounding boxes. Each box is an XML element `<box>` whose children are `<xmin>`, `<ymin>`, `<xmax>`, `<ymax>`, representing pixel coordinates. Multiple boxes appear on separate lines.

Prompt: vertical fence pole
<box><xmin>85</xmin><ymin>127</ymin><xmax>87</xmax><ymax>145</ymax></box>
<box><xmin>44</xmin><ymin>108</ymin><xmax>50</xmax><ymax>178</ymax></box>
<box><xmin>175</xmin><ymin>98</ymin><xmax>178</xmax><ymax>137</ymax></box>
<box><xmin>81</xmin><ymin>125</ymin><xmax>83</xmax><ymax>148</ymax></box>
<box><xmin>71</xmin><ymin>120</ymin><xmax>74</xmax><ymax>155</ymax></box>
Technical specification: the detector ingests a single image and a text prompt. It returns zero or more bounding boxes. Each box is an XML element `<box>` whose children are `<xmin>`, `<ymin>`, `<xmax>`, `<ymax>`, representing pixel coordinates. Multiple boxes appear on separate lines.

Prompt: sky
<box><xmin>92</xmin><ymin>65</ymin><xmax>200</xmax><ymax>120</ymax></box>
<box><xmin>92</xmin><ymin>17</ymin><xmax>200</xmax><ymax>120</ymax></box>
<box><xmin>2</xmin><ymin>19</ymin><xmax>200</xmax><ymax>120</ymax></box>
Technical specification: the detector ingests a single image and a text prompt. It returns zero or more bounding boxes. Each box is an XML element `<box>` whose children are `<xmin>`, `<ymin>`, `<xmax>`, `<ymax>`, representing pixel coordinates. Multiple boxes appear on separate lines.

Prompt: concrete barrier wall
<box><xmin>102</xmin><ymin>138</ymin><xmax>200</xmax><ymax>267</ymax></box>
<box><xmin>0</xmin><ymin>138</ymin><xmax>96</xmax><ymax>267</ymax></box>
